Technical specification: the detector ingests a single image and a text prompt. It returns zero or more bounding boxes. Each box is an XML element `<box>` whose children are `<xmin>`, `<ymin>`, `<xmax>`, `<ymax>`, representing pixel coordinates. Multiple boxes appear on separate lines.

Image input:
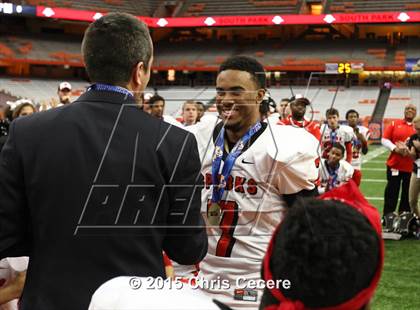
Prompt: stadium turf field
<box><xmin>360</xmin><ymin>146</ymin><xmax>420</xmax><ymax>309</ymax></box>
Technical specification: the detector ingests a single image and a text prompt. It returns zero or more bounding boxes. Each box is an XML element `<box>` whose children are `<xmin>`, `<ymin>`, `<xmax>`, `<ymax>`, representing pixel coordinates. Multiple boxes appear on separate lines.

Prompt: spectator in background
<box><xmin>407</xmin><ymin>115</ymin><xmax>420</xmax><ymax>217</ymax></box>
<box><xmin>346</xmin><ymin>109</ymin><xmax>370</xmax><ymax>186</ymax></box>
<box><xmin>260</xmin><ymin>181</ymin><xmax>383</xmax><ymax>310</ymax></box>
<box><xmin>277</xmin><ymin>98</ymin><xmax>290</xmax><ymax>121</ymax></box>
<box><xmin>182</xmin><ymin>100</ymin><xmax>198</xmax><ymax>126</ymax></box>
<box><xmin>279</xmin><ymin>96</ymin><xmax>321</xmax><ymax>141</ymax></box>
<box><xmin>382</xmin><ymin>103</ymin><xmax>417</xmax><ymax>216</ymax></box>
<box><xmin>57</xmin><ymin>82</ymin><xmax>72</xmax><ymax>106</ymax></box>
<box><xmin>196</xmin><ymin>101</ymin><xmax>205</xmax><ymax>122</ymax></box>
<box><xmin>12</xmin><ymin>100</ymin><xmax>36</xmax><ymax>119</ymax></box>
<box><xmin>148</xmin><ymin>95</ymin><xmax>165</xmax><ymax>119</ymax></box>
<box><xmin>142</xmin><ymin>92</ymin><xmax>153</xmax><ymax>114</ymax></box>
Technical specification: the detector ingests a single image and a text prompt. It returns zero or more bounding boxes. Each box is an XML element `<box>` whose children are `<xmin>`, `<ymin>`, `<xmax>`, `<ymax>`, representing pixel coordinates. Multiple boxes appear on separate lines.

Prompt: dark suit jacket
<box><xmin>0</xmin><ymin>90</ymin><xmax>207</xmax><ymax>309</ymax></box>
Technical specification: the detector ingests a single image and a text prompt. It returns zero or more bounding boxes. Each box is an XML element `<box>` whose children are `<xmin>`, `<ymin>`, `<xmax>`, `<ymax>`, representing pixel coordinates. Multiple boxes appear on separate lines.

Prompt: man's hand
<box><xmin>394</xmin><ymin>141</ymin><xmax>410</xmax><ymax>156</ymax></box>
<box><xmin>0</xmin><ymin>271</ymin><xmax>26</xmax><ymax>305</ymax></box>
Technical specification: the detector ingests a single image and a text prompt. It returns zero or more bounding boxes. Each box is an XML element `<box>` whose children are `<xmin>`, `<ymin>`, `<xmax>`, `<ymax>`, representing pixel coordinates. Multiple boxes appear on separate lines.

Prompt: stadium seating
<box><xmin>4</xmin><ymin>34</ymin><xmax>417</xmax><ymax>70</ymax></box>
<box><xmin>384</xmin><ymin>87</ymin><xmax>420</xmax><ymax>118</ymax></box>
<box><xmin>179</xmin><ymin>0</ymin><xmax>303</xmax><ymax>16</ymax></box>
<box><xmin>0</xmin><ymin>78</ymin><xmax>88</xmax><ymax>103</ymax></box>
<box><xmin>1</xmin><ymin>35</ymin><xmax>82</xmax><ymax>64</ymax></box>
<box><xmin>327</xmin><ymin>0</ymin><xmax>420</xmax><ymax>13</ymax></box>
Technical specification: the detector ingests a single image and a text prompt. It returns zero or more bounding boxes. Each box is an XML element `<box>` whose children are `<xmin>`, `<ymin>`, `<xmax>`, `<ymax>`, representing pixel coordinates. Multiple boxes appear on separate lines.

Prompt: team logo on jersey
<box><xmin>205</xmin><ymin>173</ymin><xmax>258</xmax><ymax>195</ymax></box>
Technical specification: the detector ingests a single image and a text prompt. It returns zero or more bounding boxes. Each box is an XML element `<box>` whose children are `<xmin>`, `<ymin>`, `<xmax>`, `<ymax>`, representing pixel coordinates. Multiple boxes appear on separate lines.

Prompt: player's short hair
<box><xmin>218</xmin><ymin>56</ymin><xmax>266</xmax><ymax>89</ymax></box>
<box><xmin>182</xmin><ymin>100</ymin><xmax>197</xmax><ymax>111</ymax></box>
<box><xmin>291</xmin><ymin>97</ymin><xmax>310</xmax><ymax>106</ymax></box>
<box><xmin>148</xmin><ymin>95</ymin><xmax>165</xmax><ymax>106</ymax></box>
<box><xmin>281</xmin><ymin>98</ymin><xmax>291</xmax><ymax>103</ymax></box>
<box><xmin>330</xmin><ymin>142</ymin><xmax>345</xmax><ymax>156</ymax></box>
<box><xmin>260</xmin><ymin>198</ymin><xmax>380</xmax><ymax>309</ymax></box>
<box><xmin>326</xmin><ymin>108</ymin><xmax>339</xmax><ymax>118</ymax></box>
<box><xmin>82</xmin><ymin>13</ymin><xmax>152</xmax><ymax>86</ymax></box>
<box><xmin>345</xmin><ymin>109</ymin><xmax>359</xmax><ymax>119</ymax></box>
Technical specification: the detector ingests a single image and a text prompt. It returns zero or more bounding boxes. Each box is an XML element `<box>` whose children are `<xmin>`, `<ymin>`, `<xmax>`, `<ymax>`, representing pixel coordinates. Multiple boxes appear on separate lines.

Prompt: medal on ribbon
<box><xmin>208</xmin><ymin>122</ymin><xmax>262</xmax><ymax>225</ymax></box>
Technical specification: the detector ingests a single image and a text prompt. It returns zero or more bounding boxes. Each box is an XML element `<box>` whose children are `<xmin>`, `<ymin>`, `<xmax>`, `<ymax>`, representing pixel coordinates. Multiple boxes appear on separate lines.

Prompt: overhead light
<box><xmin>3</xmin><ymin>3</ymin><xmax>13</xmax><ymax>14</ymax></box>
<box><xmin>167</xmin><ymin>69</ymin><xmax>175</xmax><ymax>81</ymax></box>
<box><xmin>157</xmin><ymin>18</ymin><xmax>168</xmax><ymax>27</ymax></box>
<box><xmin>204</xmin><ymin>17</ymin><xmax>216</xmax><ymax>26</ymax></box>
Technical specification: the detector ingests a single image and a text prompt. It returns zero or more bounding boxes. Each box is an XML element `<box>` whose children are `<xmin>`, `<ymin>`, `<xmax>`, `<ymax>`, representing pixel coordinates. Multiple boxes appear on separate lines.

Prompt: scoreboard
<box><xmin>325</xmin><ymin>63</ymin><xmax>364</xmax><ymax>74</ymax></box>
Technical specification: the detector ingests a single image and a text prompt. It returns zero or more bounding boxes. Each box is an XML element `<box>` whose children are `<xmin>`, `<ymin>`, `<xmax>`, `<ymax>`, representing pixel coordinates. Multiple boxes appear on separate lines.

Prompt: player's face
<box><xmin>150</xmin><ymin>100</ymin><xmax>164</xmax><ymax>118</ymax></box>
<box><xmin>290</xmin><ymin>101</ymin><xmax>306</xmax><ymax>119</ymax></box>
<box><xmin>327</xmin><ymin>114</ymin><xmax>339</xmax><ymax>129</ymax></box>
<box><xmin>216</xmin><ymin>69</ymin><xmax>264</xmax><ymax>131</ymax></box>
<box><xmin>328</xmin><ymin>147</ymin><xmax>343</xmax><ymax>165</ymax></box>
<box><xmin>277</xmin><ymin>101</ymin><xmax>290</xmax><ymax>117</ymax></box>
<box><xmin>404</xmin><ymin>104</ymin><xmax>417</xmax><ymax>121</ymax></box>
<box><xmin>346</xmin><ymin>112</ymin><xmax>359</xmax><ymax>127</ymax></box>
<box><xmin>183</xmin><ymin>103</ymin><xmax>198</xmax><ymax>124</ymax></box>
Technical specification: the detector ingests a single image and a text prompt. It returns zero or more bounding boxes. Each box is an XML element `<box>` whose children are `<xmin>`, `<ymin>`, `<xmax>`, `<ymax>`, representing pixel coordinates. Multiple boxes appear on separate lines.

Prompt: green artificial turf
<box><xmin>360</xmin><ymin>146</ymin><xmax>420</xmax><ymax>309</ymax></box>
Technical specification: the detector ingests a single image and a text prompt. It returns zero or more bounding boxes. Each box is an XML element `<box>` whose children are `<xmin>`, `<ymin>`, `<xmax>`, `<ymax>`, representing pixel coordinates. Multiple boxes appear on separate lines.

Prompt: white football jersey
<box><xmin>319</xmin><ymin>159</ymin><xmax>354</xmax><ymax>194</ymax></box>
<box><xmin>0</xmin><ymin>257</ymin><xmax>28</xmax><ymax>310</ymax></box>
<box><xmin>350</xmin><ymin>126</ymin><xmax>370</xmax><ymax>170</ymax></box>
<box><xmin>320</xmin><ymin>124</ymin><xmax>354</xmax><ymax>159</ymax></box>
<box><xmin>186</xmin><ymin>121</ymin><xmax>319</xmax><ymax>309</ymax></box>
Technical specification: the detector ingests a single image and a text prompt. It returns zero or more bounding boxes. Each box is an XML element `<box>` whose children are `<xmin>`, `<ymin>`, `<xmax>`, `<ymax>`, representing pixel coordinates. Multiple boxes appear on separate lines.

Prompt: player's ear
<box><xmin>256</xmin><ymin>88</ymin><xmax>266</xmax><ymax>104</ymax></box>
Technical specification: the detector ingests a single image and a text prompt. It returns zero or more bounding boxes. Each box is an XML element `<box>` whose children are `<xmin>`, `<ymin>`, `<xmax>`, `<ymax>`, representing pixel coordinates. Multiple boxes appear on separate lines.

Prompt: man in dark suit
<box><xmin>0</xmin><ymin>13</ymin><xmax>207</xmax><ymax>310</ymax></box>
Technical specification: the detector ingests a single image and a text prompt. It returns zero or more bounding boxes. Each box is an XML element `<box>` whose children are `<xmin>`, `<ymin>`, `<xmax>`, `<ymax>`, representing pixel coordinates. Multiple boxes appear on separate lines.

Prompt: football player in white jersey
<box><xmin>185</xmin><ymin>56</ymin><xmax>319</xmax><ymax>309</ymax></box>
<box><xmin>319</xmin><ymin>143</ymin><xmax>355</xmax><ymax>194</ymax></box>
<box><xmin>320</xmin><ymin>108</ymin><xmax>354</xmax><ymax>163</ymax></box>
<box><xmin>346</xmin><ymin>109</ymin><xmax>370</xmax><ymax>186</ymax></box>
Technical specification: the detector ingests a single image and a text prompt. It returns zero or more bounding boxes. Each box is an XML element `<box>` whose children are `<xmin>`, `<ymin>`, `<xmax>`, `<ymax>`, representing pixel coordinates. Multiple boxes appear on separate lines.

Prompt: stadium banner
<box><xmin>368</xmin><ymin>122</ymin><xmax>382</xmax><ymax>143</ymax></box>
<box><xmin>325</xmin><ymin>63</ymin><xmax>338</xmax><ymax>74</ymax></box>
<box><xmin>351</xmin><ymin>63</ymin><xmax>364</xmax><ymax>73</ymax></box>
<box><xmin>33</xmin><ymin>7</ymin><xmax>420</xmax><ymax>26</ymax></box>
<box><xmin>405</xmin><ymin>58</ymin><xmax>420</xmax><ymax>72</ymax></box>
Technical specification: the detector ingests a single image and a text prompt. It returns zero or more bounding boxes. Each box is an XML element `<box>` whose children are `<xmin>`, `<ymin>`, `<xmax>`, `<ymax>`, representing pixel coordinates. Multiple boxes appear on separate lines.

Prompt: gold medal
<box><xmin>208</xmin><ymin>202</ymin><xmax>221</xmax><ymax>226</ymax></box>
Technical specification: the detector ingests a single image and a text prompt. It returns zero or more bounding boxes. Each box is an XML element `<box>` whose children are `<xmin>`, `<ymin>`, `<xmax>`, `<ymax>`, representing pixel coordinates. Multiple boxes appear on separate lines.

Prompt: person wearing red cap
<box><xmin>260</xmin><ymin>180</ymin><xmax>384</xmax><ymax>310</ymax></box>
